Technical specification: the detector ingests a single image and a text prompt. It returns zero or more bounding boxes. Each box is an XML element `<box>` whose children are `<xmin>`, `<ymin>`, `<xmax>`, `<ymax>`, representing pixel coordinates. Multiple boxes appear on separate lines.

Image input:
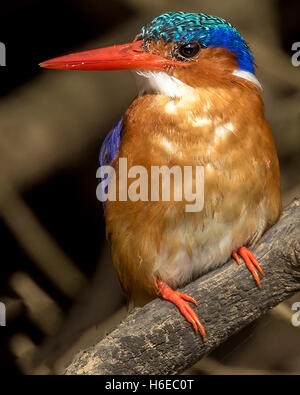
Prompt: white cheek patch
<box><xmin>232</xmin><ymin>69</ymin><xmax>262</xmax><ymax>90</ymax></box>
<box><xmin>136</xmin><ymin>70</ymin><xmax>194</xmax><ymax>98</ymax></box>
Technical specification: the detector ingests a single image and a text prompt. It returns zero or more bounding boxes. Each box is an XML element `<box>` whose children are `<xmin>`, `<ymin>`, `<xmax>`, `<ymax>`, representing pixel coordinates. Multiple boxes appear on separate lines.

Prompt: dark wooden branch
<box><xmin>64</xmin><ymin>198</ymin><xmax>300</xmax><ymax>375</ymax></box>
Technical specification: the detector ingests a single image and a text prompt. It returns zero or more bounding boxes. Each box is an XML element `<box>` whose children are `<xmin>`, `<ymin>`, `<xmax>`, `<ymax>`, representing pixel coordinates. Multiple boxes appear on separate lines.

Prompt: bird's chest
<box><xmin>106</xmin><ymin>93</ymin><xmax>271</xmax><ymax>291</ymax></box>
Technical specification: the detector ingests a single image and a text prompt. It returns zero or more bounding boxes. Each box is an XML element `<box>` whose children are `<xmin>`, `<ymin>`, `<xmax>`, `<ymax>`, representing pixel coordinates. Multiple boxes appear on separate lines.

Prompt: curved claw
<box><xmin>157</xmin><ymin>278</ymin><xmax>206</xmax><ymax>337</ymax></box>
<box><xmin>176</xmin><ymin>291</ymin><xmax>198</xmax><ymax>306</ymax></box>
<box><xmin>232</xmin><ymin>246</ymin><xmax>264</xmax><ymax>286</ymax></box>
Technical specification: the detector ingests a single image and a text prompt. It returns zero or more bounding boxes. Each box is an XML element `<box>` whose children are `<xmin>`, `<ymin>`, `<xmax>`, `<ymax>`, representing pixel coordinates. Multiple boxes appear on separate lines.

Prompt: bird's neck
<box><xmin>134</xmin><ymin>78</ymin><xmax>264</xmax><ymax>129</ymax></box>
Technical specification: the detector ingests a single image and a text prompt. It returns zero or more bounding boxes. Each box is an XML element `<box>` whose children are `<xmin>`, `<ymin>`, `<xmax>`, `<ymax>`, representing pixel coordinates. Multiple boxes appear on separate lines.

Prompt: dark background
<box><xmin>0</xmin><ymin>0</ymin><xmax>299</xmax><ymax>375</ymax></box>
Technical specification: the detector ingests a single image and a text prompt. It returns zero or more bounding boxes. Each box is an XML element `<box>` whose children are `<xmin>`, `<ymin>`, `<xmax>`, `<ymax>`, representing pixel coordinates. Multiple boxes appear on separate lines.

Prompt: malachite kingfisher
<box><xmin>40</xmin><ymin>12</ymin><xmax>282</xmax><ymax>337</ymax></box>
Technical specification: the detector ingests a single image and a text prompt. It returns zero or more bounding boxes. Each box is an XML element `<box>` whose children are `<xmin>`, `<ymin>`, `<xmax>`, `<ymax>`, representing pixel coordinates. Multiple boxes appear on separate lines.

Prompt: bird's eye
<box><xmin>177</xmin><ymin>42</ymin><xmax>201</xmax><ymax>60</ymax></box>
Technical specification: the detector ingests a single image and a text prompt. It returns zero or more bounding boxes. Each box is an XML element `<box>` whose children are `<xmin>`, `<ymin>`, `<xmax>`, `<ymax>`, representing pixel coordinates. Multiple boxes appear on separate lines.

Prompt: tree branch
<box><xmin>64</xmin><ymin>198</ymin><xmax>300</xmax><ymax>375</ymax></box>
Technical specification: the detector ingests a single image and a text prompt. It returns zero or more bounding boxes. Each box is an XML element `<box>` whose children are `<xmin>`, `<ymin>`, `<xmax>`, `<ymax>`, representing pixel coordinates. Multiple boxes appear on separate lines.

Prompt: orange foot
<box><xmin>156</xmin><ymin>278</ymin><xmax>206</xmax><ymax>337</ymax></box>
<box><xmin>232</xmin><ymin>246</ymin><xmax>264</xmax><ymax>286</ymax></box>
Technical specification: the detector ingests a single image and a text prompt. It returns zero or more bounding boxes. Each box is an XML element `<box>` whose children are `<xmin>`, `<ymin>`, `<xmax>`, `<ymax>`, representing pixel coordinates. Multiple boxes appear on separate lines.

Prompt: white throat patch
<box><xmin>136</xmin><ymin>71</ymin><xmax>194</xmax><ymax>98</ymax></box>
<box><xmin>135</xmin><ymin>69</ymin><xmax>262</xmax><ymax>98</ymax></box>
<box><xmin>232</xmin><ymin>69</ymin><xmax>262</xmax><ymax>89</ymax></box>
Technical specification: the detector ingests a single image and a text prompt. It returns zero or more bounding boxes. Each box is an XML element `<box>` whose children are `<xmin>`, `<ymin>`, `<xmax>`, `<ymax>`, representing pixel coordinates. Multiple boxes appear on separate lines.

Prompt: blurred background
<box><xmin>0</xmin><ymin>0</ymin><xmax>299</xmax><ymax>375</ymax></box>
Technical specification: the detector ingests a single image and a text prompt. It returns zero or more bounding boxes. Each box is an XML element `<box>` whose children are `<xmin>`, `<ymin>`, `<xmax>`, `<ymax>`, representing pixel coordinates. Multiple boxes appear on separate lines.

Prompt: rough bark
<box><xmin>64</xmin><ymin>198</ymin><xmax>300</xmax><ymax>375</ymax></box>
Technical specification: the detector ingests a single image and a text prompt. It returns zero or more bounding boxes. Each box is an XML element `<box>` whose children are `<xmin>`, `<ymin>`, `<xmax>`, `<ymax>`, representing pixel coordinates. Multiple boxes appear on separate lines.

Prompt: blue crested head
<box><xmin>138</xmin><ymin>12</ymin><xmax>254</xmax><ymax>74</ymax></box>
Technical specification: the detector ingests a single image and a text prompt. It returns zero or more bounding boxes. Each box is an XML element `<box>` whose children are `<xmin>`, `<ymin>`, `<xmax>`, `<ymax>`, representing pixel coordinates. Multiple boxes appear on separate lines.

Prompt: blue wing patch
<box><xmin>99</xmin><ymin>116</ymin><xmax>124</xmax><ymax>207</ymax></box>
<box><xmin>100</xmin><ymin>115</ymin><xmax>124</xmax><ymax>167</ymax></box>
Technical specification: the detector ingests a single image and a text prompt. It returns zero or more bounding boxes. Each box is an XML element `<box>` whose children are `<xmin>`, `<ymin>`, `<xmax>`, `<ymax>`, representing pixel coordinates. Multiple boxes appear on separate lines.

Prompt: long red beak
<box><xmin>39</xmin><ymin>40</ymin><xmax>186</xmax><ymax>71</ymax></box>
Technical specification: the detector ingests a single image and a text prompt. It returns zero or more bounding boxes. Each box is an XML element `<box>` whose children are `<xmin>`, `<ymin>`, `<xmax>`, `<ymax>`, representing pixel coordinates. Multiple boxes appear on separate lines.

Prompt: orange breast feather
<box><xmin>105</xmin><ymin>82</ymin><xmax>281</xmax><ymax>304</ymax></box>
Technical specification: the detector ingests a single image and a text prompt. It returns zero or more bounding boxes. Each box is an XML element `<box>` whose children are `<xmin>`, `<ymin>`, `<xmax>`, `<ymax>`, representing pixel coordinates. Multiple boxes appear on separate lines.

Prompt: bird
<box><xmin>40</xmin><ymin>12</ymin><xmax>282</xmax><ymax>337</ymax></box>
